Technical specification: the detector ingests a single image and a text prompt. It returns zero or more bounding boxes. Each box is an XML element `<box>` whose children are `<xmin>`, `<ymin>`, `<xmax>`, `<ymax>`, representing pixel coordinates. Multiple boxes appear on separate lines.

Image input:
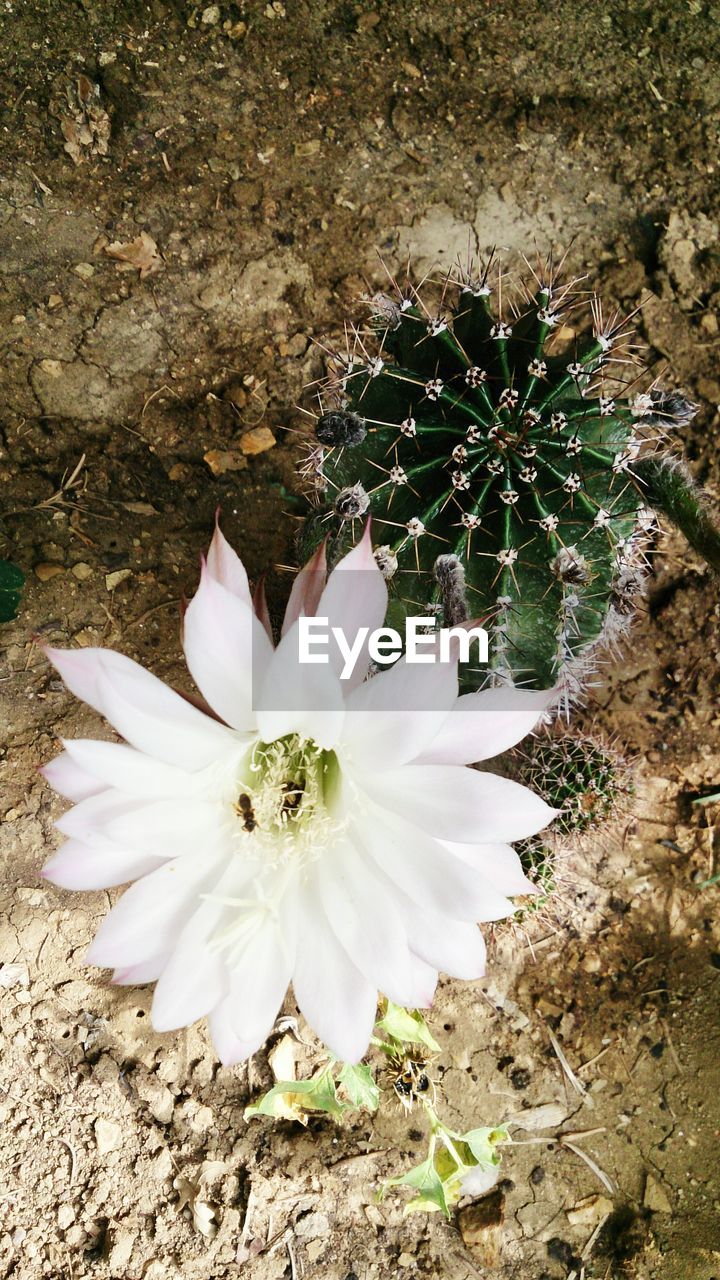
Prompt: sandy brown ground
<box><xmin>2</xmin><ymin>2</ymin><xmax>720</xmax><ymax>1277</ymax></box>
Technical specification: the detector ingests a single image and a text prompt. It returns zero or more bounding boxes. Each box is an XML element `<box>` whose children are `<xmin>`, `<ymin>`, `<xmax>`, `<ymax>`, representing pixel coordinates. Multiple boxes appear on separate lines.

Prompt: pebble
<box><xmin>458</xmin><ymin>1189</ymin><xmax>505</xmax><ymax>1268</ymax></box>
<box><xmin>240</xmin><ymin>426</ymin><xmax>276</xmax><ymax>456</ymax></box>
<box><xmin>644</xmin><ymin>1173</ymin><xmax>672</xmax><ymax>1213</ymax></box>
<box><xmin>94</xmin><ymin>1117</ymin><xmax>123</xmax><ymax>1154</ymax></box>
<box><xmin>73</xmin><ymin>263</ymin><xmax>95</xmax><ymax>279</ymax></box>
<box><xmin>294</xmin><ymin>1211</ymin><xmax>329</xmax><ymax>1240</ymax></box>
<box><xmin>203</xmin><ymin>449</ymin><xmax>248</xmax><ymax>475</ymax></box>
<box><xmin>105</xmin><ymin>569</ymin><xmax>132</xmax><ymax>591</ymax></box>
<box><xmin>71</xmin><ymin>562</ymin><xmax>93</xmax><ymax>580</ymax></box>
<box><xmin>201</xmin><ymin>4</ymin><xmax>220</xmax><ymax>23</ymax></box>
<box><xmin>34</xmin><ymin>562</ymin><xmax>64</xmax><ymax>581</ymax></box>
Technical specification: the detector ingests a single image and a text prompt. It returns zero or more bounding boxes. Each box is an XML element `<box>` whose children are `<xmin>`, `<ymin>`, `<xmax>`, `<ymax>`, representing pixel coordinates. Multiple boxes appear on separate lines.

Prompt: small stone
<box><xmin>240</xmin><ymin>426</ymin><xmax>276</xmax><ymax>456</ymax></box>
<box><xmin>105</xmin><ymin>569</ymin><xmax>132</xmax><ymax>591</ymax></box>
<box><xmin>58</xmin><ymin>1203</ymin><xmax>76</xmax><ymax>1229</ymax></box>
<box><xmin>71</xmin><ymin>562</ymin><xmax>93</xmax><ymax>580</ymax></box>
<box><xmin>294</xmin><ymin>1212</ymin><xmax>330</xmax><ymax>1240</ymax></box>
<box><xmin>201</xmin><ymin>3</ymin><xmax>220</xmax><ymax>23</ymax></box>
<box><xmin>47</xmin><ymin>294</ymin><xmax>64</xmax><ymax>308</ymax></box>
<box><xmin>39</xmin><ymin>359</ymin><xmax>63</xmax><ymax>377</ymax></box>
<box><xmin>306</xmin><ymin>1240</ymin><xmax>327</xmax><ymax>1263</ymax></box>
<box><xmin>105</xmin><ymin>1224</ymin><xmax>134</xmax><ymax>1275</ymax></box>
<box><xmin>458</xmin><ymin>1189</ymin><xmax>505</xmax><ymax>1268</ymax></box>
<box><xmin>98</xmin><ymin>51</ymin><xmax>117</xmax><ymax>66</ymax></box>
<box><xmin>94</xmin><ymin>1117</ymin><xmax>122</xmax><ymax>1154</ymax></box>
<box><xmin>34</xmin><ymin>562</ymin><xmax>64</xmax><ymax>581</ymax></box>
<box><xmin>0</xmin><ymin>962</ymin><xmax>29</xmax><ymax>988</ymax></box>
<box><xmin>73</xmin><ymin>262</ymin><xmax>95</xmax><ymax>279</ymax></box>
<box><xmin>398</xmin><ymin>1252</ymin><xmax>416</xmax><ymax>1267</ymax></box>
<box><xmin>644</xmin><ymin>1173</ymin><xmax>672</xmax><ymax>1213</ymax></box>
<box><xmin>566</xmin><ymin>1193</ymin><xmax>613</xmax><ymax>1227</ymax></box>
<box><xmin>168</xmin><ymin>462</ymin><xmax>193</xmax><ymax>482</ymax></box>
<box><xmin>203</xmin><ymin>449</ymin><xmax>249</xmax><ymax>475</ymax></box>
<box><xmin>294</xmin><ymin>139</ymin><xmax>321</xmax><ymax>158</ymax></box>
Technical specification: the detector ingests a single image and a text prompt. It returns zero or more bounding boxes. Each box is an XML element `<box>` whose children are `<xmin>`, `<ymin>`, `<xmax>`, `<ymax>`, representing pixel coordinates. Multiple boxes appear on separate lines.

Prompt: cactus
<box><xmin>0</xmin><ymin>558</ymin><xmax>24</xmax><ymax>623</ymax></box>
<box><xmin>301</xmin><ymin>253</ymin><xmax>707</xmax><ymax>692</ymax></box>
<box><xmin>510</xmin><ymin>730</ymin><xmax>633</xmax><ymax>837</ymax></box>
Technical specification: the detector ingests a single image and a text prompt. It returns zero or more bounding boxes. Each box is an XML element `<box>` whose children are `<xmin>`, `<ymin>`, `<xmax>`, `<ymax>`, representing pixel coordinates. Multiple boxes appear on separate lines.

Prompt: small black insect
<box><xmin>235</xmin><ymin>793</ymin><xmax>256</xmax><ymax>833</ymax></box>
<box><xmin>281</xmin><ymin>780</ymin><xmax>304</xmax><ymax>820</ymax></box>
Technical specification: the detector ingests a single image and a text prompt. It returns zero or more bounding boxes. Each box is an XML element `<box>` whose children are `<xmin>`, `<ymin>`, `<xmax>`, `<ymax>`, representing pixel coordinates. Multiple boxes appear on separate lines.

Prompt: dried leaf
<box><xmin>173</xmin><ymin>1175</ymin><xmax>218</xmax><ymax>1239</ymax></box>
<box><xmin>104</xmin><ymin>231</ymin><xmax>163</xmax><ymax>280</ymax></box>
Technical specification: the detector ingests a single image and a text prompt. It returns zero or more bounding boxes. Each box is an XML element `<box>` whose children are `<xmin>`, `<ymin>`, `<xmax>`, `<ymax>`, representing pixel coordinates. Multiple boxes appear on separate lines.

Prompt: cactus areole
<box><xmin>301</xmin><ymin>254</ymin><xmax>693</xmax><ymax>692</ymax></box>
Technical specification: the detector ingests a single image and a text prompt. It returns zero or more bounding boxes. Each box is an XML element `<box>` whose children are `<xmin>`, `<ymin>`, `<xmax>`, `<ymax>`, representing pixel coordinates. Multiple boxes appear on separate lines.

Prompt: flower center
<box><xmin>233</xmin><ymin>734</ymin><xmax>340</xmax><ymax>862</ymax></box>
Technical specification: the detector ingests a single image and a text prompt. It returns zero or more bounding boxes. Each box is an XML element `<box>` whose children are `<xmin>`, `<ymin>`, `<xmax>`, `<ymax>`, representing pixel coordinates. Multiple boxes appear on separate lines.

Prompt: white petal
<box><xmin>43</xmin><ymin>839</ymin><xmax>164</xmax><ymax>890</ymax></box>
<box><xmin>315</xmin><ymin>523</ymin><xmax>388</xmax><ymax>689</ymax></box>
<box><xmin>255</xmin><ymin>619</ymin><xmax>345</xmax><ymax>749</ymax></box>
<box><xmin>46</xmin><ymin>646</ymin><xmax>238</xmax><ymax>769</ymax></box>
<box><xmin>224</xmin><ymin>918</ymin><xmax>294</xmax><ymax>1042</ymax></box>
<box><xmin>61</xmin><ymin>739</ymin><xmax>192</xmax><ymax>798</ymax></box>
<box><xmin>151</xmin><ymin>906</ymin><xmax>229</xmax><ymax>1031</ymax></box>
<box><xmin>57</xmin><ymin>794</ymin><xmax>226</xmax><ymax>860</ymax></box>
<box><xmin>86</xmin><ymin>850</ymin><xmax>227</xmax><ymax>968</ymax></box>
<box><xmin>183</xmin><ymin>567</ymin><xmax>272</xmax><ymax>731</ymax></box>
<box><xmin>351</xmin><ymin>810</ymin><xmax>513</xmax><ymax>922</ymax></box>
<box><xmin>441</xmin><ymin>840</ymin><xmax>537</xmax><ymax>895</ymax></box>
<box><xmin>384</xmin><ymin>878</ymin><xmax>488</xmax><ymax>978</ymax></box>
<box><xmin>292</xmin><ymin>878</ymin><xmax>377</xmax><ymax>1062</ymax></box>
<box><xmin>417</xmin><ymin>687</ymin><xmax>555</xmax><ymax>765</ymax></box>
<box><xmin>319</xmin><ymin>839</ymin><xmax>421</xmax><ymax>1007</ymax></box>
<box><xmin>209</xmin><ymin>1001</ymin><xmax>274</xmax><ymax>1066</ymax></box>
<box><xmin>341</xmin><ymin>655</ymin><xmax>457</xmax><ymax>768</ymax></box>
<box><xmin>357</xmin><ymin>765</ymin><xmax>557</xmax><ymax>843</ymax></box>
<box><xmin>282</xmin><ymin>541</ymin><xmax>327</xmax><ymax>636</ymax></box>
<box><xmin>112</xmin><ymin>956</ymin><xmax>168</xmax><ymax>985</ymax></box>
<box><xmin>206</xmin><ymin>520</ymin><xmax>252</xmax><ymax>604</ymax></box>
<box><xmin>41</xmin><ymin>752</ymin><xmax>105</xmax><ymax>802</ymax></box>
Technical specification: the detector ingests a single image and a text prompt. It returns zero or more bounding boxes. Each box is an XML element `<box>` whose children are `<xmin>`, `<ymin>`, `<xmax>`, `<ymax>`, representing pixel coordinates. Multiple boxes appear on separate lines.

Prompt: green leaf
<box><xmin>463</xmin><ymin>1125</ymin><xmax>508</xmax><ymax>1167</ymax></box>
<box><xmin>337</xmin><ymin>1062</ymin><xmax>380</xmax><ymax>1112</ymax></box>
<box><xmin>385</xmin><ymin>1153</ymin><xmax>451</xmax><ymax>1218</ymax></box>
<box><xmin>375</xmin><ymin>1001</ymin><xmax>441</xmax><ymax>1053</ymax></box>
<box><xmin>244</xmin><ymin>1068</ymin><xmax>345</xmax><ymax>1122</ymax></box>
<box><xmin>0</xmin><ymin>560</ymin><xmax>24</xmax><ymax>623</ymax></box>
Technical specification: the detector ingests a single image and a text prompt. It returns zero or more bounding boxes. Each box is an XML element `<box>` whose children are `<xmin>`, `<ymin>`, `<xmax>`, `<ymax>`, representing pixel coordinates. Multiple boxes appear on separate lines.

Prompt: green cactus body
<box><xmin>303</xmin><ymin>259</ymin><xmax>657</xmax><ymax>691</ymax></box>
<box><xmin>511</xmin><ymin>731</ymin><xmax>633</xmax><ymax>837</ymax></box>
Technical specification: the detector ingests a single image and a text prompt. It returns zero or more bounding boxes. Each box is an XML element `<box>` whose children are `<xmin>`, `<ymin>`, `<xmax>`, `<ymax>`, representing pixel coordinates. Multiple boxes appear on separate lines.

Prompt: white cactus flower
<box><xmin>42</xmin><ymin>523</ymin><xmax>555</xmax><ymax>1065</ymax></box>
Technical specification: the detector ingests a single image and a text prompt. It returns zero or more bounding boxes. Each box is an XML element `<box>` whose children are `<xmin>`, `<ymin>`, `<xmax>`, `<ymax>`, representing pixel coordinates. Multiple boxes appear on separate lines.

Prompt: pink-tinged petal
<box><xmin>61</xmin><ymin>739</ymin><xmax>192</xmax><ymax>798</ymax></box>
<box><xmin>209</xmin><ymin>1003</ymin><xmax>274</xmax><ymax>1066</ymax></box>
<box><xmin>253</xmin><ymin>577</ymin><xmax>274</xmax><ymax>644</ymax></box>
<box><xmin>318</xmin><ymin>840</ymin><xmax>417</xmax><ymax>1007</ymax></box>
<box><xmin>255</xmin><ymin>619</ymin><xmax>345</xmax><ymax>749</ymax></box>
<box><xmin>351</xmin><ymin>810</ymin><xmax>514</xmax><ymax>922</ymax></box>
<box><xmin>112</xmin><ymin>956</ymin><xmax>168</xmax><ymax>985</ymax></box>
<box><xmin>315</xmin><ymin>523</ymin><xmax>388</xmax><ymax>689</ymax></box>
<box><xmin>281</xmin><ymin>540</ymin><xmax>327</xmax><ymax>636</ymax></box>
<box><xmin>206</xmin><ymin>519</ymin><xmax>252</xmax><ymax>604</ymax></box>
<box><xmin>43</xmin><ymin>839</ymin><xmax>165</xmax><ymax>890</ymax></box>
<box><xmin>407</xmin><ymin>954</ymin><xmax>438</xmax><ymax>1009</ymax></box>
<box><xmin>342</xmin><ymin>655</ymin><xmax>458</xmax><ymax>768</ymax></box>
<box><xmin>358</xmin><ymin>765</ymin><xmax>557</xmax><ymax>844</ymax></box>
<box><xmin>441</xmin><ymin>840</ymin><xmax>537</xmax><ymax>896</ymax></box>
<box><xmin>46</xmin><ymin>646</ymin><xmax>237</xmax><ymax>769</ymax></box>
<box><xmin>41</xmin><ymin>752</ymin><xmax>105</xmax><ymax>802</ymax></box>
<box><xmin>416</xmin><ymin>687</ymin><xmax>555</xmax><ymax>765</ymax></box>
<box><xmin>292</xmin><ymin>879</ymin><xmax>377</xmax><ymax>1063</ymax></box>
<box><xmin>183</xmin><ymin>566</ymin><xmax>272</xmax><ymax>731</ymax></box>
<box><xmin>86</xmin><ymin>850</ymin><xmax>227</xmax><ymax>969</ymax></box>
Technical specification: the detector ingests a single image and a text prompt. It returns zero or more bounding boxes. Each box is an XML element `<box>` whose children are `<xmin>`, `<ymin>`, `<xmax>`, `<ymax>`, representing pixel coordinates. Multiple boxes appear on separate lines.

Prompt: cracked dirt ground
<box><xmin>1</xmin><ymin>2</ymin><xmax>720</xmax><ymax>1277</ymax></box>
